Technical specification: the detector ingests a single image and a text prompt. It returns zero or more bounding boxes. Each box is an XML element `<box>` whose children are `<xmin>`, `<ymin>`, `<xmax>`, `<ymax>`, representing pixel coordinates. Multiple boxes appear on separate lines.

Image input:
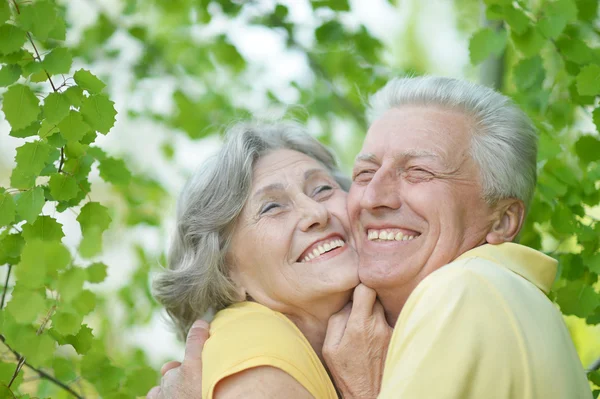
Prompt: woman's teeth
<box><xmin>367</xmin><ymin>229</ymin><xmax>418</xmax><ymax>241</ymax></box>
<box><xmin>301</xmin><ymin>239</ymin><xmax>345</xmax><ymax>263</ymax></box>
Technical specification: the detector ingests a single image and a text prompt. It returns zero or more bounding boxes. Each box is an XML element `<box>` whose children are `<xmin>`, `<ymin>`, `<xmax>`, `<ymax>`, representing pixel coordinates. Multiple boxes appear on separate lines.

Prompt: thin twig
<box><xmin>1</xmin><ymin>265</ymin><xmax>13</xmax><ymax>309</ymax></box>
<box><xmin>58</xmin><ymin>147</ymin><xmax>65</xmax><ymax>173</ymax></box>
<box><xmin>26</xmin><ymin>32</ymin><xmax>58</xmax><ymax>92</ymax></box>
<box><xmin>0</xmin><ymin>336</ymin><xmax>84</xmax><ymax>399</ymax></box>
<box><xmin>8</xmin><ymin>356</ymin><xmax>25</xmax><ymax>388</ymax></box>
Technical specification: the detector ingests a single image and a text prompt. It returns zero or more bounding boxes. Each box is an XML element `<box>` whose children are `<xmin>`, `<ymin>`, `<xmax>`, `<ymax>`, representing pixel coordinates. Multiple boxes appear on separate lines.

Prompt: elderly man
<box><xmin>148</xmin><ymin>76</ymin><xmax>592</xmax><ymax>398</ymax></box>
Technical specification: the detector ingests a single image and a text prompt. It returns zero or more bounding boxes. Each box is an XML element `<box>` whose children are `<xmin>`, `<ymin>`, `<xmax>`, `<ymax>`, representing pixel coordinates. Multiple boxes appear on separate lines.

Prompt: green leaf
<box><xmin>0</xmin><ymin>64</ymin><xmax>21</xmax><ymax>86</ymax></box>
<box><xmin>58</xmin><ymin>267</ymin><xmax>87</xmax><ymax>302</ymax></box>
<box><xmin>17</xmin><ymin>1</ymin><xmax>57</xmax><ymax>41</ymax></box>
<box><xmin>79</xmin><ymin>226</ymin><xmax>103</xmax><ymax>258</ymax></box>
<box><xmin>63</xmin><ymin>154</ymin><xmax>94</xmax><ymax>181</ymax></box>
<box><xmin>15</xmin><ymin>239</ymin><xmax>71</xmax><ymax>288</ymax></box>
<box><xmin>9</xmin><ymin>121</ymin><xmax>39</xmax><ymax>138</ymax></box>
<box><xmin>73</xmin><ymin>69</ymin><xmax>106</xmax><ymax>94</ymax></box>
<box><xmin>538</xmin><ymin>0</ymin><xmax>577</xmax><ymax>39</ymax></box>
<box><xmin>0</xmin><ymin>191</ymin><xmax>15</xmax><ymax>226</ymax></box>
<box><xmin>1</xmin><ymin>84</ymin><xmax>41</xmax><ymax>130</ymax></box>
<box><xmin>0</xmin><ymin>24</ymin><xmax>26</xmax><ymax>55</ymax></box>
<box><xmin>10</xmin><ymin>141</ymin><xmax>52</xmax><ymax>190</ymax></box>
<box><xmin>513</xmin><ymin>56</ymin><xmax>545</xmax><ymax>90</ymax></box>
<box><xmin>47</xmin><ymin>17</ymin><xmax>66</xmax><ymax>41</ymax></box>
<box><xmin>503</xmin><ymin>7</ymin><xmax>529</xmax><ymax>35</ymax></box>
<box><xmin>311</xmin><ymin>0</ymin><xmax>350</xmax><ymax>11</ymax></box>
<box><xmin>64</xmin><ymin>324</ymin><xmax>94</xmax><ymax>355</ymax></box>
<box><xmin>52</xmin><ymin>309</ymin><xmax>82</xmax><ymax>336</ymax></box>
<box><xmin>42</xmin><ymin>47</ymin><xmax>72</xmax><ymax>76</ymax></box>
<box><xmin>511</xmin><ymin>26</ymin><xmax>545</xmax><ymax>57</ymax></box>
<box><xmin>555</xmin><ymin>280</ymin><xmax>600</xmax><ymax>318</ymax></box>
<box><xmin>315</xmin><ymin>20</ymin><xmax>345</xmax><ymax>44</ymax></box>
<box><xmin>86</xmin><ymin>262</ymin><xmax>108</xmax><ymax>283</ymax></box>
<box><xmin>80</xmin><ymin>94</ymin><xmax>117</xmax><ymax>134</ymax></box>
<box><xmin>48</xmin><ymin>173</ymin><xmax>79</xmax><ymax>202</ymax></box>
<box><xmin>42</xmin><ymin>92</ymin><xmax>71</xmax><ymax>124</ymax></box>
<box><xmin>19</xmin><ymin>332</ymin><xmax>55</xmax><ymax>366</ymax></box>
<box><xmin>72</xmin><ymin>289</ymin><xmax>96</xmax><ymax>316</ymax></box>
<box><xmin>469</xmin><ymin>27</ymin><xmax>507</xmax><ymax>65</ymax></box>
<box><xmin>63</xmin><ymin>86</ymin><xmax>84</xmax><ymax>107</ymax></box>
<box><xmin>0</xmin><ymin>233</ymin><xmax>24</xmax><ymax>265</ymax></box>
<box><xmin>77</xmin><ymin>202</ymin><xmax>112</xmax><ymax>235</ymax></box>
<box><xmin>0</xmin><ymin>1</ymin><xmax>10</xmax><ymax>23</ymax></box>
<box><xmin>57</xmin><ymin>110</ymin><xmax>91</xmax><ymax>141</ymax></box>
<box><xmin>123</xmin><ymin>366</ymin><xmax>158</xmax><ymax>396</ymax></box>
<box><xmin>555</xmin><ymin>37</ymin><xmax>593</xmax><ymax>65</ymax></box>
<box><xmin>6</xmin><ymin>288</ymin><xmax>46</xmax><ymax>324</ymax></box>
<box><xmin>15</xmin><ymin>186</ymin><xmax>45</xmax><ymax>224</ymax></box>
<box><xmin>575</xmin><ymin>135</ymin><xmax>600</xmax><ymax>164</ymax></box>
<box><xmin>98</xmin><ymin>157</ymin><xmax>132</xmax><ymax>186</ymax></box>
<box><xmin>52</xmin><ymin>358</ymin><xmax>77</xmax><ymax>382</ymax></box>
<box><xmin>576</xmin><ymin>64</ymin><xmax>600</xmax><ymax>96</ymax></box>
<box><xmin>594</xmin><ymin>108</ymin><xmax>600</xmax><ymax>134</ymax></box>
<box><xmin>21</xmin><ymin>215</ymin><xmax>64</xmax><ymax>242</ymax></box>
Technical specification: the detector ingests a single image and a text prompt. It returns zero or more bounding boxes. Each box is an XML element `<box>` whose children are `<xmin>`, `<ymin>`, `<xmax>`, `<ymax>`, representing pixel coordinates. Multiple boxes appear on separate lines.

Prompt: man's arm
<box><xmin>147</xmin><ymin>320</ymin><xmax>208</xmax><ymax>399</ymax></box>
<box><xmin>323</xmin><ymin>284</ymin><xmax>393</xmax><ymax>399</ymax></box>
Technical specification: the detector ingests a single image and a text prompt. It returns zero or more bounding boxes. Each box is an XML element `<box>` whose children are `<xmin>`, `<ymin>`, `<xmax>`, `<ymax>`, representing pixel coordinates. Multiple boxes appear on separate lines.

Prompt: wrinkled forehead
<box><xmin>251</xmin><ymin>149</ymin><xmax>330</xmax><ymax>188</ymax></box>
<box><xmin>360</xmin><ymin>106</ymin><xmax>474</xmax><ymax>161</ymax></box>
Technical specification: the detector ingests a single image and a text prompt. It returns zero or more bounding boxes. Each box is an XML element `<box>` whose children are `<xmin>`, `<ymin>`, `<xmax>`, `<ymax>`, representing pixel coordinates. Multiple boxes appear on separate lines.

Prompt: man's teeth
<box><xmin>367</xmin><ymin>229</ymin><xmax>418</xmax><ymax>241</ymax></box>
<box><xmin>301</xmin><ymin>239</ymin><xmax>345</xmax><ymax>263</ymax></box>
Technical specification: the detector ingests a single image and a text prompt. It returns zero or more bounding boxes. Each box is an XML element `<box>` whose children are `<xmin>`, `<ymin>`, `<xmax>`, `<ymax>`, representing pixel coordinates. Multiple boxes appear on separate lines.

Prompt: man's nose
<box><xmin>298</xmin><ymin>196</ymin><xmax>330</xmax><ymax>231</ymax></box>
<box><xmin>360</xmin><ymin>169</ymin><xmax>402</xmax><ymax>212</ymax></box>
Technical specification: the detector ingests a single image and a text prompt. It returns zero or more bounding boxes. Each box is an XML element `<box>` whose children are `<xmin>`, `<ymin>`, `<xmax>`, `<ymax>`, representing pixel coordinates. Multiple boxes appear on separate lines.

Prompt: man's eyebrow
<box><xmin>355</xmin><ymin>153</ymin><xmax>378</xmax><ymax>163</ymax></box>
<box><xmin>393</xmin><ymin>149</ymin><xmax>441</xmax><ymax>161</ymax></box>
<box><xmin>252</xmin><ymin>183</ymin><xmax>284</xmax><ymax>200</ymax></box>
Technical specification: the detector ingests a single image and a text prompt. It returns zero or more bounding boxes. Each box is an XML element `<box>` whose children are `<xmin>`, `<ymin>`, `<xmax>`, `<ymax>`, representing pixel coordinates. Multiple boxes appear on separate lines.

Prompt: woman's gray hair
<box><xmin>367</xmin><ymin>76</ymin><xmax>538</xmax><ymax>210</ymax></box>
<box><xmin>153</xmin><ymin>122</ymin><xmax>349</xmax><ymax>339</ymax></box>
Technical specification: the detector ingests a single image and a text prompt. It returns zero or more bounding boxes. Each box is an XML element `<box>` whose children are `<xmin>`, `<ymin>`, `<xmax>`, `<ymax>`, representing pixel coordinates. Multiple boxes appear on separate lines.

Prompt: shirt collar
<box><xmin>455</xmin><ymin>243</ymin><xmax>558</xmax><ymax>294</ymax></box>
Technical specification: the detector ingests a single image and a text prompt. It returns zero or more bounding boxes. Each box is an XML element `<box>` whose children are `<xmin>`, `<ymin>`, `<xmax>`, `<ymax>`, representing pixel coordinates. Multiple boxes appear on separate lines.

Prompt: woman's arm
<box><xmin>214</xmin><ymin>366</ymin><xmax>314</xmax><ymax>399</ymax></box>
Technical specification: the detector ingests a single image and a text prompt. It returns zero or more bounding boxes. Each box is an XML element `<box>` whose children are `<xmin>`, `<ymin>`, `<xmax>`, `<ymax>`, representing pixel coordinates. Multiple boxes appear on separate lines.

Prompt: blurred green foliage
<box><xmin>0</xmin><ymin>0</ymin><xmax>599</xmax><ymax>397</ymax></box>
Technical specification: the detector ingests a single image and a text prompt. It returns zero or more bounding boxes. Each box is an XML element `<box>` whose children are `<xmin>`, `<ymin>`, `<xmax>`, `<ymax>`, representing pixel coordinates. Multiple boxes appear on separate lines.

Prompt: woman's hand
<box><xmin>322</xmin><ymin>284</ymin><xmax>393</xmax><ymax>399</ymax></box>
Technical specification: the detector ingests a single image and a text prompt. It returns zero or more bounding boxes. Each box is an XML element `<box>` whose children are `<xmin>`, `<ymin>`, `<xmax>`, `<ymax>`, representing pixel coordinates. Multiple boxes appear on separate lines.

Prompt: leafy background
<box><xmin>1</xmin><ymin>0</ymin><xmax>600</xmax><ymax>397</ymax></box>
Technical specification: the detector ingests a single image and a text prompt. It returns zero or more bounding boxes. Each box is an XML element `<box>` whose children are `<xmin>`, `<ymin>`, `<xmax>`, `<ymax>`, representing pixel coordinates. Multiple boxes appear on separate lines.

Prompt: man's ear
<box><xmin>486</xmin><ymin>199</ymin><xmax>525</xmax><ymax>244</ymax></box>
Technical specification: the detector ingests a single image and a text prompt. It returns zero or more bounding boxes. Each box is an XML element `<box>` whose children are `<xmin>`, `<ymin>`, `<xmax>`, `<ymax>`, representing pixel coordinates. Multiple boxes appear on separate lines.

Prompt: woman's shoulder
<box><xmin>202</xmin><ymin>301</ymin><xmax>336</xmax><ymax>399</ymax></box>
<box><xmin>206</xmin><ymin>301</ymin><xmax>310</xmax><ymax>358</ymax></box>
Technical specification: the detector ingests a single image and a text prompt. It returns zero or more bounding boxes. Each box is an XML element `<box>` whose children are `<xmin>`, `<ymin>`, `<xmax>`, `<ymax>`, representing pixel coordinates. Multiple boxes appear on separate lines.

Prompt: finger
<box><xmin>183</xmin><ymin>319</ymin><xmax>210</xmax><ymax>367</ymax></box>
<box><xmin>160</xmin><ymin>361</ymin><xmax>181</xmax><ymax>376</ymax></box>
<box><xmin>324</xmin><ymin>302</ymin><xmax>352</xmax><ymax>349</ymax></box>
<box><xmin>146</xmin><ymin>386</ymin><xmax>160</xmax><ymax>399</ymax></box>
<box><xmin>349</xmin><ymin>284</ymin><xmax>377</xmax><ymax>322</ymax></box>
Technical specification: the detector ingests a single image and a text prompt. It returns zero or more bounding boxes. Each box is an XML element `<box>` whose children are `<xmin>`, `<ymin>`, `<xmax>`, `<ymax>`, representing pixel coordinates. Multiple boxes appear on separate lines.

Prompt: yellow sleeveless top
<box><xmin>201</xmin><ymin>301</ymin><xmax>338</xmax><ymax>399</ymax></box>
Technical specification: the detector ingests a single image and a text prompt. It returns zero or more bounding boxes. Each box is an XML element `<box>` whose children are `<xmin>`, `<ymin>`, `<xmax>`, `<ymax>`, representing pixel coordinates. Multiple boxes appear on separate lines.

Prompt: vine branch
<box><xmin>1</xmin><ymin>265</ymin><xmax>13</xmax><ymax>309</ymax></box>
<box><xmin>0</xmin><ymin>336</ymin><xmax>84</xmax><ymax>399</ymax></box>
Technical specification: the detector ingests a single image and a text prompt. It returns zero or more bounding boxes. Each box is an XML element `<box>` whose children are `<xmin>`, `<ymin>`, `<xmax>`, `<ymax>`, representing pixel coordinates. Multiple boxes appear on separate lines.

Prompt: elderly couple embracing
<box><xmin>147</xmin><ymin>76</ymin><xmax>592</xmax><ymax>398</ymax></box>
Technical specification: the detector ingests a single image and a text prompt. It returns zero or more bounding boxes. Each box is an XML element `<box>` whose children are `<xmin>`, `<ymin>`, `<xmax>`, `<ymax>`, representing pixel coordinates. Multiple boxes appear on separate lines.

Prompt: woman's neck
<box><xmin>284</xmin><ymin>291</ymin><xmax>351</xmax><ymax>363</ymax></box>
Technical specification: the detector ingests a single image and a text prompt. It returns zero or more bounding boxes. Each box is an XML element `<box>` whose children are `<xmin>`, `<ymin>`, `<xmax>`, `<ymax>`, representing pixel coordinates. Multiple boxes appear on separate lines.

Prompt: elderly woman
<box><xmin>153</xmin><ymin>122</ymin><xmax>368</xmax><ymax>398</ymax></box>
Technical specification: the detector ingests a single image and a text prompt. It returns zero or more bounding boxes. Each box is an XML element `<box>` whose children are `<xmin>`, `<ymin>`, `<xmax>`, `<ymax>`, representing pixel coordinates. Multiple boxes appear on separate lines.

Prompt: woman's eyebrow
<box><xmin>304</xmin><ymin>168</ymin><xmax>328</xmax><ymax>180</ymax></box>
<box><xmin>252</xmin><ymin>183</ymin><xmax>284</xmax><ymax>200</ymax></box>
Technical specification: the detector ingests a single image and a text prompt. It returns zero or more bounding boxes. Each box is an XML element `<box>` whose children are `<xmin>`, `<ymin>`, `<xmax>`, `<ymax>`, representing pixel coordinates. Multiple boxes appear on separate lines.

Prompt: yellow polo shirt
<box><xmin>380</xmin><ymin>243</ymin><xmax>592</xmax><ymax>398</ymax></box>
<box><xmin>202</xmin><ymin>301</ymin><xmax>337</xmax><ymax>399</ymax></box>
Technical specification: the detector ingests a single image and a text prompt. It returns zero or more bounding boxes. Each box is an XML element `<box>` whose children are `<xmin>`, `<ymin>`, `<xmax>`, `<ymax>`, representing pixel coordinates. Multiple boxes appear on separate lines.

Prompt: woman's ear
<box><xmin>486</xmin><ymin>199</ymin><xmax>525</xmax><ymax>244</ymax></box>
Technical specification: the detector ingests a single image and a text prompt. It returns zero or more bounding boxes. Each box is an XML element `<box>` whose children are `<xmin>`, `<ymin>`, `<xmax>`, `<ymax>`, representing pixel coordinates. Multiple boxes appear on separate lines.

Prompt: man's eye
<box><xmin>259</xmin><ymin>202</ymin><xmax>280</xmax><ymax>214</ymax></box>
<box><xmin>405</xmin><ymin>168</ymin><xmax>434</xmax><ymax>182</ymax></box>
<box><xmin>353</xmin><ymin>170</ymin><xmax>374</xmax><ymax>182</ymax></box>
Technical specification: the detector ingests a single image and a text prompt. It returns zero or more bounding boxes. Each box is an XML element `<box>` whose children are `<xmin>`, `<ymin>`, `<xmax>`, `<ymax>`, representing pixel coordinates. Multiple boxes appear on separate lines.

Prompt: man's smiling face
<box><xmin>348</xmin><ymin>105</ymin><xmax>499</xmax><ymax>312</ymax></box>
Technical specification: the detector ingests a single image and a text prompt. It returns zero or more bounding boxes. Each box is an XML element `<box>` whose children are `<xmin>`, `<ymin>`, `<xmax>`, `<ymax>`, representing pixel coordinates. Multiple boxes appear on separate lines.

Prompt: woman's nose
<box><xmin>298</xmin><ymin>197</ymin><xmax>330</xmax><ymax>232</ymax></box>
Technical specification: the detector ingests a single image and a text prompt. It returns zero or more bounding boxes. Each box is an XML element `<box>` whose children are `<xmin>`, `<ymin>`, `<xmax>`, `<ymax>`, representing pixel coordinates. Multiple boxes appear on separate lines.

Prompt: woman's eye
<box><xmin>313</xmin><ymin>185</ymin><xmax>333</xmax><ymax>195</ymax></box>
<box><xmin>259</xmin><ymin>202</ymin><xmax>280</xmax><ymax>214</ymax></box>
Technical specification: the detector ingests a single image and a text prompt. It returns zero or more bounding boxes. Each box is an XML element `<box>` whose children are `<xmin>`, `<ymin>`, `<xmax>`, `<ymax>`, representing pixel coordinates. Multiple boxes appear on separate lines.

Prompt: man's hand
<box><xmin>323</xmin><ymin>284</ymin><xmax>393</xmax><ymax>399</ymax></box>
<box><xmin>146</xmin><ymin>320</ymin><xmax>209</xmax><ymax>398</ymax></box>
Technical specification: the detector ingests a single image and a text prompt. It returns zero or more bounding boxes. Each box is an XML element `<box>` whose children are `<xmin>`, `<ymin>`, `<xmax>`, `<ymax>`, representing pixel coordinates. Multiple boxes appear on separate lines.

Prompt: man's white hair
<box><xmin>367</xmin><ymin>76</ymin><xmax>538</xmax><ymax>210</ymax></box>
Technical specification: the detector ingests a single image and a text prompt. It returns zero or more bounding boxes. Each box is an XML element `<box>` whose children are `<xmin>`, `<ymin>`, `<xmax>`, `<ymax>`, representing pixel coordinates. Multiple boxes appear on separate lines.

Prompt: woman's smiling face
<box><xmin>227</xmin><ymin>149</ymin><xmax>359</xmax><ymax>313</ymax></box>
